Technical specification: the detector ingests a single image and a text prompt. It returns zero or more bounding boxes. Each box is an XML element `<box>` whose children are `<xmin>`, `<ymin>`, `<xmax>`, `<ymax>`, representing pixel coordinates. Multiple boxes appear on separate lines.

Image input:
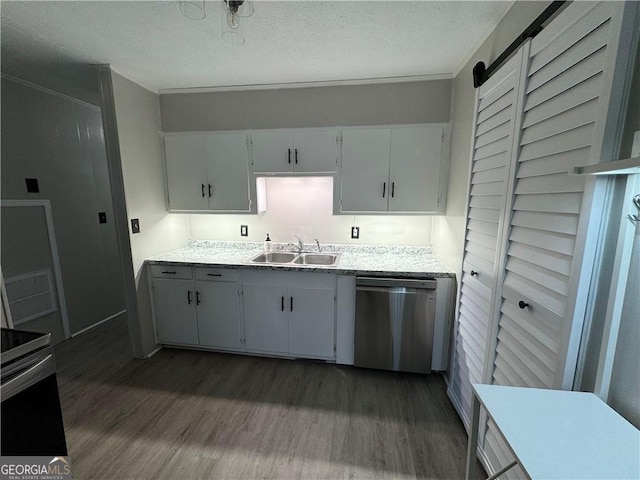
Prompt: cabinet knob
<box><xmin>470</xmin><ymin>270</ymin><xmax>477</xmax><ymax>276</ymax></box>
<box><xmin>518</xmin><ymin>300</ymin><xmax>530</xmax><ymax>309</ymax></box>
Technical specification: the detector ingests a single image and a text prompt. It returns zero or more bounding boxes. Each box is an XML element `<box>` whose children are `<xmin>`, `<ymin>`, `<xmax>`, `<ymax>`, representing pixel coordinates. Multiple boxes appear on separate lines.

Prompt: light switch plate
<box><xmin>240</xmin><ymin>225</ymin><xmax>249</xmax><ymax>237</ymax></box>
<box><xmin>351</xmin><ymin>226</ymin><xmax>359</xmax><ymax>239</ymax></box>
<box><xmin>131</xmin><ymin>218</ymin><xmax>140</xmax><ymax>234</ymax></box>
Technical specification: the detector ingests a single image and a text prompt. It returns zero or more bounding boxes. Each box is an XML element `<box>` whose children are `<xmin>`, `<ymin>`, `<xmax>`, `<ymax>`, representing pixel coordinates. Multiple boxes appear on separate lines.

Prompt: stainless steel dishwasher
<box><xmin>354</xmin><ymin>277</ymin><xmax>436</xmax><ymax>374</ymax></box>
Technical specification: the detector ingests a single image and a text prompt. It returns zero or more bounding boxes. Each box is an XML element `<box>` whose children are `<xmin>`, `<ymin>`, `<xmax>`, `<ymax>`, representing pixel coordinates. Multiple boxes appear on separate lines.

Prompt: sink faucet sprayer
<box><xmin>294</xmin><ymin>235</ymin><xmax>304</xmax><ymax>253</ymax></box>
<box><xmin>315</xmin><ymin>239</ymin><xmax>321</xmax><ymax>253</ymax></box>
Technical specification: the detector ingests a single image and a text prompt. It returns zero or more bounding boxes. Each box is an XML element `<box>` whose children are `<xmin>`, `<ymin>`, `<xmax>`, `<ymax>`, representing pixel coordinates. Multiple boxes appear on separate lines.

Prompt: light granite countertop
<box><xmin>146</xmin><ymin>241</ymin><xmax>455</xmax><ymax>278</ymax></box>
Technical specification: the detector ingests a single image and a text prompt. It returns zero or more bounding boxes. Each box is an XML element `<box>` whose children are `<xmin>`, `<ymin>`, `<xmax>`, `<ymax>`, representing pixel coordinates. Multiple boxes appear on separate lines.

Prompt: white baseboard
<box><xmin>145</xmin><ymin>346</ymin><xmax>163</xmax><ymax>359</ymax></box>
<box><xmin>71</xmin><ymin>309</ymin><xmax>126</xmax><ymax>337</ymax></box>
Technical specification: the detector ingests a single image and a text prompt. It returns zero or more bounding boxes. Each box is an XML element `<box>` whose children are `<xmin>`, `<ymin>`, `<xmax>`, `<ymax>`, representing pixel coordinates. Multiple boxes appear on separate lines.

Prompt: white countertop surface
<box><xmin>473</xmin><ymin>384</ymin><xmax>640</xmax><ymax>480</ymax></box>
<box><xmin>146</xmin><ymin>241</ymin><xmax>455</xmax><ymax>278</ymax></box>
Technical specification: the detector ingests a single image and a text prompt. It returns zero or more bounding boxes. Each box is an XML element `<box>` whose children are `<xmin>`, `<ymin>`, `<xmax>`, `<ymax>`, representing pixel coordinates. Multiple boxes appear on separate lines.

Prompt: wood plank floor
<box><xmin>55</xmin><ymin>316</ymin><xmax>482</xmax><ymax>479</ymax></box>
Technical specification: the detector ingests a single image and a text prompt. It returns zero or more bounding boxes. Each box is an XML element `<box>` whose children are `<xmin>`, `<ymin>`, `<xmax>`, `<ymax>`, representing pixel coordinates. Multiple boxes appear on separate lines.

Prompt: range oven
<box><xmin>1</xmin><ymin>328</ymin><xmax>68</xmax><ymax>456</ymax></box>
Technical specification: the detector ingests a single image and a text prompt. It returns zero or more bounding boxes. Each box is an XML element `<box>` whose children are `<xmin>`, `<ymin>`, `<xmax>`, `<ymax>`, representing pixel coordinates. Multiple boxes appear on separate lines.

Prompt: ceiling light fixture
<box><xmin>222</xmin><ymin>0</ymin><xmax>253</xmax><ymax>45</ymax></box>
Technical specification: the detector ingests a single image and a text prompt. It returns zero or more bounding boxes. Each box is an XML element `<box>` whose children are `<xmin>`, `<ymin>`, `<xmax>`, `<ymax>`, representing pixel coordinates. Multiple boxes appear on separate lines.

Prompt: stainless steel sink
<box><xmin>249</xmin><ymin>251</ymin><xmax>340</xmax><ymax>266</ymax></box>
<box><xmin>292</xmin><ymin>253</ymin><xmax>340</xmax><ymax>266</ymax></box>
<box><xmin>250</xmin><ymin>252</ymin><xmax>297</xmax><ymax>264</ymax></box>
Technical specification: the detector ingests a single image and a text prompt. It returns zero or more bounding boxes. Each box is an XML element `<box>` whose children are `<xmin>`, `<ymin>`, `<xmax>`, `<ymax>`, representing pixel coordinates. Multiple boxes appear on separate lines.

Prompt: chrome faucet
<box><xmin>314</xmin><ymin>238</ymin><xmax>321</xmax><ymax>252</ymax></box>
<box><xmin>294</xmin><ymin>235</ymin><xmax>304</xmax><ymax>253</ymax></box>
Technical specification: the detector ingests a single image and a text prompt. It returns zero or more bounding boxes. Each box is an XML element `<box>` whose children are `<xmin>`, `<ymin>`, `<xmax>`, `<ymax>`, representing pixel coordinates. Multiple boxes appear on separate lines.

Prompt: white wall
<box><xmin>188</xmin><ymin>177</ymin><xmax>432</xmax><ymax>246</ymax></box>
<box><xmin>431</xmin><ymin>1</ymin><xmax>551</xmax><ymax>271</ymax></box>
<box><xmin>160</xmin><ymin>80</ymin><xmax>451</xmax><ymax>131</ymax></box>
<box><xmin>110</xmin><ymin>71</ymin><xmax>190</xmax><ymax>356</ymax></box>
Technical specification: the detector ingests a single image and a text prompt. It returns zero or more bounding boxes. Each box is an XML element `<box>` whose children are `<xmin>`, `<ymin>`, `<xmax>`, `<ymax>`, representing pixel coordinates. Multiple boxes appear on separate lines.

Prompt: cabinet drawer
<box><xmin>195</xmin><ymin>268</ymin><xmax>238</xmax><ymax>282</ymax></box>
<box><xmin>149</xmin><ymin>265</ymin><xmax>193</xmax><ymax>280</ymax></box>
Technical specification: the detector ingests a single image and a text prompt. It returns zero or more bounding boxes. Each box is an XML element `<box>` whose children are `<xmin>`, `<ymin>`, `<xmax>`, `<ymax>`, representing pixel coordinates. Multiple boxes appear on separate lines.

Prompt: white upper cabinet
<box><xmin>163</xmin><ymin>131</ymin><xmax>251</xmax><ymax>213</ymax></box>
<box><xmin>339</xmin><ymin>127</ymin><xmax>391</xmax><ymax>212</ymax></box>
<box><xmin>338</xmin><ymin>124</ymin><xmax>448</xmax><ymax>214</ymax></box>
<box><xmin>203</xmin><ymin>132</ymin><xmax>251</xmax><ymax>212</ymax></box>
<box><xmin>389</xmin><ymin>125</ymin><xmax>444</xmax><ymax>213</ymax></box>
<box><xmin>164</xmin><ymin>134</ymin><xmax>208</xmax><ymax>211</ymax></box>
<box><xmin>251</xmin><ymin>128</ymin><xmax>338</xmax><ymax>174</ymax></box>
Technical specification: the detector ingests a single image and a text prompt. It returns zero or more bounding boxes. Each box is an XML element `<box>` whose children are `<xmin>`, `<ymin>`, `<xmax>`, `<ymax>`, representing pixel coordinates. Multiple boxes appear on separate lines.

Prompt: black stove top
<box><xmin>1</xmin><ymin>328</ymin><xmax>51</xmax><ymax>365</ymax></box>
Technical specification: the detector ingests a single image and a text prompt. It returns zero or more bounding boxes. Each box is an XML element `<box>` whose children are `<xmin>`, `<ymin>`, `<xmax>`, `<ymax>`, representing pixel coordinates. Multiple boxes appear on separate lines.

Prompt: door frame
<box><xmin>0</xmin><ymin>199</ymin><xmax>71</xmax><ymax>338</ymax></box>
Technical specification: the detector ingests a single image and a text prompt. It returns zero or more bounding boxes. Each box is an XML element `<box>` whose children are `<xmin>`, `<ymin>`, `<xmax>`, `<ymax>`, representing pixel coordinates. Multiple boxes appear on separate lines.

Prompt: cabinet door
<box><xmin>152</xmin><ymin>278</ymin><xmax>198</xmax><ymax>345</ymax></box>
<box><xmin>243</xmin><ymin>283</ymin><xmax>288</xmax><ymax>354</ymax></box>
<box><xmin>251</xmin><ymin>130</ymin><xmax>294</xmax><ymax>173</ymax></box>
<box><xmin>204</xmin><ymin>132</ymin><xmax>251</xmax><ymax>212</ymax></box>
<box><xmin>195</xmin><ymin>280</ymin><xmax>242</xmax><ymax>349</ymax></box>
<box><xmin>164</xmin><ymin>135</ymin><xmax>208</xmax><ymax>211</ymax></box>
<box><xmin>293</xmin><ymin>129</ymin><xmax>338</xmax><ymax>173</ymax></box>
<box><xmin>389</xmin><ymin>125</ymin><xmax>443</xmax><ymax>213</ymax></box>
<box><xmin>288</xmin><ymin>287</ymin><xmax>335</xmax><ymax>359</ymax></box>
<box><xmin>339</xmin><ymin>128</ymin><xmax>391</xmax><ymax>212</ymax></box>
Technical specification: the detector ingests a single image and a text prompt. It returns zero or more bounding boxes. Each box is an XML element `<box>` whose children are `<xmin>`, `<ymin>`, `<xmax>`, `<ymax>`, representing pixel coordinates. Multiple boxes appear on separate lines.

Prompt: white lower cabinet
<box><xmin>150</xmin><ymin>266</ymin><xmax>242</xmax><ymax>349</ymax></box>
<box><xmin>241</xmin><ymin>270</ymin><xmax>336</xmax><ymax>360</ymax></box>
<box><xmin>287</xmin><ymin>287</ymin><xmax>335</xmax><ymax>358</ymax></box>
<box><xmin>150</xmin><ymin>266</ymin><xmax>337</xmax><ymax>361</ymax></box>
<box><xmin>153</xmin><ymin>277</ymin><xmax>199</xmax><ymax>345</ymax></box>
<box><xmin>196</xmin><ymin>280</ymin><xmax>242</xmax><ymax>350</ymax></box>
<box><xmin>243</xmin><ymin>283</ymin><xmax>288</xmax><ymax>354</ymax></box>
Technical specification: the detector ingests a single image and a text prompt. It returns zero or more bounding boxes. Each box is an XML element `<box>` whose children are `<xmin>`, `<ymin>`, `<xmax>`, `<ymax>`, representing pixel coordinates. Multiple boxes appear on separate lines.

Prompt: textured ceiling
<box><xmin>1</xmin><ymin>1</ymin><xmax>514</xmax><ymax>93</ymax></box>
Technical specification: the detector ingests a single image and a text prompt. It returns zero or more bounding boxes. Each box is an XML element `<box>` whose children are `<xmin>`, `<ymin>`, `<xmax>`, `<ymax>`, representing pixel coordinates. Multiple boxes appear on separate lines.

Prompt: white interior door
<box><xmin>481</xmin><ymin>2</ymin><xmax>635</xmax><ymax>476</ymax></box>
<box><xmin>449</xmin><ymin>48</ymin><xmax>527</xmax><ymax>425</ymax></box>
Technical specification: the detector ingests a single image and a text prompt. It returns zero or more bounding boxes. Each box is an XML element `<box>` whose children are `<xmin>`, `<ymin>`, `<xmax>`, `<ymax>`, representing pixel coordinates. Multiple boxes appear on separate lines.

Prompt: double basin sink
<box><xmin>250</xmin><ymin>251</ymin><xmax>340</xmax><ymax>266</ymax></box>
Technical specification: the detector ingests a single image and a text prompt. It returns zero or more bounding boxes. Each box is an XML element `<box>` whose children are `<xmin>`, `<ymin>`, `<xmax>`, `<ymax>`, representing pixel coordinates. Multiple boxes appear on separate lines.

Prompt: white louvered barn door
<box><xmin>448</xmin><ymin>48</ymin><xmax>526</xmax><ymax>426</ymax></box>
<box><xmin>482</xmin><ymin>2</ymin><xmax>637</xmax><ymax>475</ymax></box>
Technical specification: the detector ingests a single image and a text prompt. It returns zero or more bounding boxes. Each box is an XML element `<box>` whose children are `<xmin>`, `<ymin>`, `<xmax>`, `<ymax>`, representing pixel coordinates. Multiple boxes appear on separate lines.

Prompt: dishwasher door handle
<box><xmin>356</xmin><ymin>277</ymin><xmax>437</xmax><ymax>290</ymax></box>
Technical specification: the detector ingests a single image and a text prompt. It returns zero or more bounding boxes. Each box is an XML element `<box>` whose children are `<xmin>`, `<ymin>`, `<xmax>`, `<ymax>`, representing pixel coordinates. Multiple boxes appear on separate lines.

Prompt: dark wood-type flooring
<box><xmin>55</xmin><ymin>316</ymin><xmax>481</xmax><ymax>479</ymax></box>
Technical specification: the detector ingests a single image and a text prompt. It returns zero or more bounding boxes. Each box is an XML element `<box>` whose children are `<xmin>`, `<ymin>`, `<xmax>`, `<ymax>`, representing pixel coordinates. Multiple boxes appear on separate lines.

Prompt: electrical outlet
<box><xmin>131</xmin><ymin>218</ymin><xmax>140</xmax><ymax>234</ymax></box>
<box><xmin>351</xmin><ymin>226</ymin><xmax>360</xmax><ymax>239</ymax></box>
<box><xmin>98</xmin><ymin>212</ymin><xmax>107</xmax><ymax>224</ymax></box>
<box><xmin>240</xmin><ymin>225</ymin><xmax>249</xmax><ymax>237</ymax></box>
